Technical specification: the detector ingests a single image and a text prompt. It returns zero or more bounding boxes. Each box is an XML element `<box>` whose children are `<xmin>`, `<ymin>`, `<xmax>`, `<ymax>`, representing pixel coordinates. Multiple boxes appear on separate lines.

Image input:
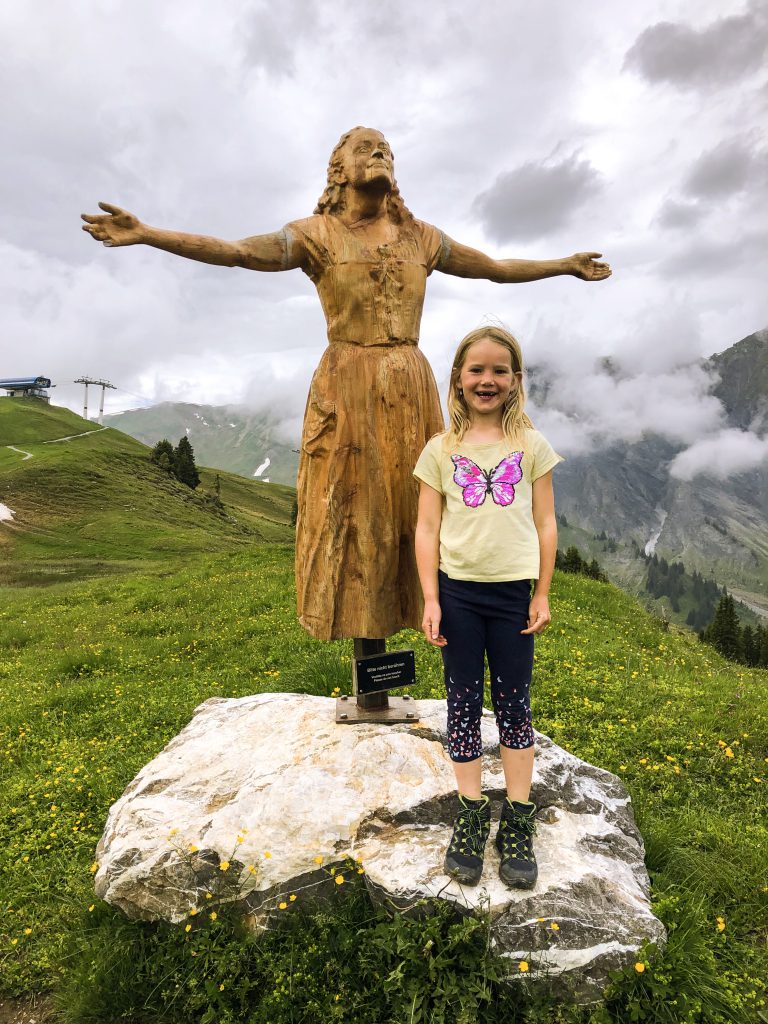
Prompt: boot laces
<box><xmin>499</xmin><ymin>808</ymin><xmax>536</xmax><ymax>860</ymax></box>
<box><xmin>450</xmin><ymin>806</ymin><xmax>489</xmax><ymax>857</ymax></box>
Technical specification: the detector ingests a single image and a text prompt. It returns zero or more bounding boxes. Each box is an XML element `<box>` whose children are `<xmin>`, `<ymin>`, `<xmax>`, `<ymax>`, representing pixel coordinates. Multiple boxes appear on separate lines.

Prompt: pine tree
<box><xmin>704</xmin><ymin>593</ymin><xmax>742</xmax><ymax>661</ymax></box>
<box><xmin>757</xmin><ymin>625</ymin><xmax>768</xmax><ymax>668</ymax></box>
<box><xmin>150</xmin><ymin>439</ymin><xmax>175</xmax><ymax>474</ymax></box>
<box><xmin>562</xmin><ymin>546</ymin><xmax>584</xmax><ymax>574</ymax></box>
<box><xmin>173</xmin><ymin>436</ymin><xmax>200</xmax><ymax>489</ymax></box>
<box><xmin>741</xmin><ymin>625</ymin><xmax>758</xmax><ymax>667</ymax></box>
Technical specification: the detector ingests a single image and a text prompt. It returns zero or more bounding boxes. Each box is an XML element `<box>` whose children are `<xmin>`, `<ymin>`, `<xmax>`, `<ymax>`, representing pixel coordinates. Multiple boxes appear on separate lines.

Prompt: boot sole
<box><xmin>498</xmin><ymin>869</ymin><xmax>537</xmax><ymax>889</ymax></box>
<box><xmin>496</xmin><ymin>840</ymin><xmax>537</xmax><ymax>889</ymax></box>
<box><xmin>444</xmin><ymin>856</ymin><xmax>482</xmax><ymax>886</ymax></box>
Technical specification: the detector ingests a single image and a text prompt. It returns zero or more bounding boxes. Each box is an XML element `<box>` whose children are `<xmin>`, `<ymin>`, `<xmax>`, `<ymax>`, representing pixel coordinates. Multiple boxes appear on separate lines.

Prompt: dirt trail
<box><xmin>5</xmin><ymin>426</ymin><xmax>109</xmax><ymax>461</ymax></box>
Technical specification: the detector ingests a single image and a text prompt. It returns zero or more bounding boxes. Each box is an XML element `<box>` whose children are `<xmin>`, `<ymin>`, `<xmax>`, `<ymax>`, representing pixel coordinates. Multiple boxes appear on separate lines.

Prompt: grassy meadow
<box><xmin>1</xmin><ymin>400</ymin><xmax>767</xmax><ymax>1022</ymax></box>
<box><xmin>1</xmin><ymin>549</ymin><xmax>766</xmax><ymax>1022</ymax></box>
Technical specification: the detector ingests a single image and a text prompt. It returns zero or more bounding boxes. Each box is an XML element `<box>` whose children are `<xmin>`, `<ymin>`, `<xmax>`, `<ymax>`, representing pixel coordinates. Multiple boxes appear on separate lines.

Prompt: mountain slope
<box><xmin>103</xmin><ymin>402</ymin><xmax>299</xmax><ymax>486</ymax></box>
<box><xmin>548</xmin><ymin>330</ymin><xmax>768</xmax><ymax>618</ymax></box>
<box><xmin>0</xmin><ymin>399</ymin><xmax>104</xmax><ymax>445</ymax></box>
<box><xmin>0</xmin><ymin>401</ymin><xmax>295</xmax><ymax>586</ymax></box>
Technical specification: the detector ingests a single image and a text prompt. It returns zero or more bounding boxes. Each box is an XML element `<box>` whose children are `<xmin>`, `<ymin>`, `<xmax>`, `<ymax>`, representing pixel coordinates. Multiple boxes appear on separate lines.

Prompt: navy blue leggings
<box><xmin>438</xmin><ymin>571</ymin><xmax>534</xmax><ymax>762</ymax></box>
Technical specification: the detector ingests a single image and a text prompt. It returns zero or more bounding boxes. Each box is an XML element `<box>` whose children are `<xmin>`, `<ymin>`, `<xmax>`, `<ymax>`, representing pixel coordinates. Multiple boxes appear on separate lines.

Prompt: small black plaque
<box><xmin>354</xmin><ymin>648</ymin><xmax>416</xmax><ymax>695</ymax></box>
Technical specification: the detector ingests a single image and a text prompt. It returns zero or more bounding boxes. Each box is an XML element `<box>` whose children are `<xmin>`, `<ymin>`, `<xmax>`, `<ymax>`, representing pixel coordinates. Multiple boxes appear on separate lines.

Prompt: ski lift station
<box><xmin>0</xmin><ymin>376</ymin><xmax>53</xmax><ymax>401</ymax></box>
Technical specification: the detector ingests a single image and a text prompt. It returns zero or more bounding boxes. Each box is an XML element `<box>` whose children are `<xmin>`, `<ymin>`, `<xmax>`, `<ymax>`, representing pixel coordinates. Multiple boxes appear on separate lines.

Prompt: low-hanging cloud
<box><xmin>624</xmin><ymin>6</ymin><xmax>768</xmax><ymax>88</ymax></box>
<box><xmin>472</xmin><ymin>154</ymin><xmax>602</xmax><ymax>243</ymax></box>
<box><xmin>669</xmin><ymin>428</ymin><xmax>768</xmax><ymax>480</ymax></box>
<box><xmin>527</xmin><ymin>361</ymin><xmax>724</xmax><ymax>456</ymax></box>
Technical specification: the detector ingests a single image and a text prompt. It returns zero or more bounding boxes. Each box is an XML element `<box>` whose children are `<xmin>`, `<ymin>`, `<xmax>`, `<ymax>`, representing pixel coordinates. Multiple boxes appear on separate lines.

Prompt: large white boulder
<box><xmin>95</xmin><ymin>693</ymin><xmax>664</xmax><ymax>1003</ymax></box>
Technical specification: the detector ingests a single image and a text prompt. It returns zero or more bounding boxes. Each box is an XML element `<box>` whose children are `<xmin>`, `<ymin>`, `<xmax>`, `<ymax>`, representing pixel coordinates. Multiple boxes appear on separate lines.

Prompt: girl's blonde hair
<box><xmin>445</xmin><ymin>326</ymin><xmax>534</xmax><ymax>446</ymax></box>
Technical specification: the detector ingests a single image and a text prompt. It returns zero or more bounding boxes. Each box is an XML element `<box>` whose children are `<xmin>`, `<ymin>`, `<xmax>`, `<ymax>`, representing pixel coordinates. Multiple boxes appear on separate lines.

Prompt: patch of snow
<box><xmin>185</xmin><ymin>427</ymin><xmax>191</xmax><ymax>436</ymax></box>
<box><xmin>253</xmin><ymin>456</ymin><xmax>271</xmax><ymax>478</ymax></box>
<box><xmin>229</xmin><ymin>423</ymin><xmax>237</xmax><ymax>428</ymax></box>
<box><xmin>644</xmin><ymin>507</ymin><xmax>668</xmax><ymax>557</ymax></box>
<box><xmin>0</xmin><ymin>503</ymin><xmax>15</xmax><ymax>522</ymax></box>
<box><xmin>201</xmin><ymin>420</ymin><xmax>209</xmax><ymax>427</ymax></box>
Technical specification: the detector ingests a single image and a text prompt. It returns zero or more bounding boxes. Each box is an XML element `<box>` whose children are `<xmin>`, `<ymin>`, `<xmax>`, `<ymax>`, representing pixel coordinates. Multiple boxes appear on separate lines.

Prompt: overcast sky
<box><xmin>1</xmin><ymin>0</ymin><xmax>766</xmax><ymax>474</ymax></box>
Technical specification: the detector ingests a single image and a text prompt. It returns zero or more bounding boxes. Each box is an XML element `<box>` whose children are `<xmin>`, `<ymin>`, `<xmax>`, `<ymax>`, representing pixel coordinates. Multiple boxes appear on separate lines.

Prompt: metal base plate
<box><xmin>335</xmin><ymin>695</ymin><xmax>420</xmax><ymax>724</ymax></box>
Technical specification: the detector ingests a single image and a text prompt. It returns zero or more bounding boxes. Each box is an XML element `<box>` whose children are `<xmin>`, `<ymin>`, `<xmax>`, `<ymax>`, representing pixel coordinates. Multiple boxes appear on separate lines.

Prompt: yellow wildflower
<box><xmin>335</xmin><ymin>874</ymin><xmax>345</xmax><ymax>885</ymax></box>
<box><xmin>724</xmin><ymin>748</ymin><xmax>734</xmax><ymax>758</ymax></box>
<box><xmin>519</xmin><ymin>960</ymin><xmax>529</xmax><ymax>972</ymax></box>
<box><xmin>279</xmin><ymin>902</ymin><xmax>287</xmax><ymax>910</ymax></box>
<box><xmin>219</xmin><ymin>861</ymin><xmax>230</xmax><ymax>872</ymax></box>
<box><xmin>188</xmin><ymin>844</ymin><xmax>199</xmax><ymax>853</ymax></box>
<box><xmin>264</xmin><ymin>851</ymin><xmax>272</xmax><ymax>859</ymax></box>
<box><xmin>635</xmin><ymin>962</ymin><xmax>645</xmax><ymax>973</ymax></box>
<box><xmin>550</xmin><ymin>922</ymin><xmax>560</xmax><ymax>931</ymax></box>
<box><xmin>716</xmin><ymin>917</ymin><xmax>725</xmax><ymax>932</ymax></box>
<box><xmin>185</xmin><ymin>924</ymin><xmax>192</xmax><ymax>933</ymax></box>
<box><xmin>23</xmin><ymin>928</ymin><xmax>32</xmax><ymax>935</ymax></box>
<box><xmin>289</xmin><ymin>894</ymin><xmax>297</xmax><ymax>902</ymax></box>
<box><xmin>314</xmin><ymin>856</ymin><xmax>323</xmax><ymax>865</ymax></box>
<box><xmin>189</xmin><ymin>908</ymin><xmax>198</xmax><ymax>916</ymax></box>
<box><xmin>210</xmin><ymin>911</ymin><xmax>217</xmax><ymax>921</ymax></box>
<box><xmin>90</xmin><ymin>862</ymin><xmax>99</xmax><ymax>874</ymax></box>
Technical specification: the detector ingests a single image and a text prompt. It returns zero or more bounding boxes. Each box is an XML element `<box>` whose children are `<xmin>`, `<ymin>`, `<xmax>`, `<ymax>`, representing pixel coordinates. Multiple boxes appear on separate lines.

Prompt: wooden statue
<box><xmin>82</xmin><ymin>127</ymin><xmax>610</xmax><ymax>641</ymax></box>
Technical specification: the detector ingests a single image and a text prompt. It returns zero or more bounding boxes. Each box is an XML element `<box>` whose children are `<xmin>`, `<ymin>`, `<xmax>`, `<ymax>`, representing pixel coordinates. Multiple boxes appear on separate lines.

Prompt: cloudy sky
<box><xmin>1</xmin><ymin>0</ymin><xmax>766</xmax><ymax>473</ymax></box>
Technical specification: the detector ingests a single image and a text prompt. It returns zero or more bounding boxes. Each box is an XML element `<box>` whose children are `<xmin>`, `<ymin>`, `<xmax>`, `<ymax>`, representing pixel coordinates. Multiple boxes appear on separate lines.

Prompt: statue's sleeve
<box><xmin>284</xmin><ymin>216</ymin><xmax>331</xmax><ymax>283</ymax></box>
<box><xmin>416</xmin><ymin>220</ymin><xmax>452</xmax><ymax>275</ymax></box>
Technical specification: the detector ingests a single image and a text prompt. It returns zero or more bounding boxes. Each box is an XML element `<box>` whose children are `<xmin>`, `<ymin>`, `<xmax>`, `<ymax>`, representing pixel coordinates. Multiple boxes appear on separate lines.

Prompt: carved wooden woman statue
<box><xmin>82</xmin><ymin>126</ymin><xmax>610</xmax><ymax>641</ymax></box>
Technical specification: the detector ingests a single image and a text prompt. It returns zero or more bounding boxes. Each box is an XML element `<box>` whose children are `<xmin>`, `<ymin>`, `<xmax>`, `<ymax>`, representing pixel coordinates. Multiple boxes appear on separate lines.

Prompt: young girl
<box><xmin>413</xmin><ymin>325</ymin><xmax>562</xmax><ymax>889</ymax></box>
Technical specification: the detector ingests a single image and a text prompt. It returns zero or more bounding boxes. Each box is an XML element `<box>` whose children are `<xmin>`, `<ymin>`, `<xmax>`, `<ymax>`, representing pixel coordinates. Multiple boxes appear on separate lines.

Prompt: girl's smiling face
<box><xmin>459</xmin><ymin>338</ymin><xmax>521</xmax><ymax>421</ymax></box>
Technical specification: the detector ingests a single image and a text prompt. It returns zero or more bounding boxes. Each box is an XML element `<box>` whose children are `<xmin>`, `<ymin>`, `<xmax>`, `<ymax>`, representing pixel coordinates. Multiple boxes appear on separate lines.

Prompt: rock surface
<box><xmin>95</xmin><ymin>693</ymin><xmax>665</xmax><ymax>1003</ymax></box>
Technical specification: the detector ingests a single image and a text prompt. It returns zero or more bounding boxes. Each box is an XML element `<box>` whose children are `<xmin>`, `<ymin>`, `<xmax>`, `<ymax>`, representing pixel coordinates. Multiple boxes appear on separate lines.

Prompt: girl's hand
<box><xmin>422</xmin><ymin>600</ymin><xmax>447</xmax><ymax>647</ymax></box>
<box><xmin>521</xmin><ymin>594</ymin><xmax>551</xmax><ymax>635</ymax></box>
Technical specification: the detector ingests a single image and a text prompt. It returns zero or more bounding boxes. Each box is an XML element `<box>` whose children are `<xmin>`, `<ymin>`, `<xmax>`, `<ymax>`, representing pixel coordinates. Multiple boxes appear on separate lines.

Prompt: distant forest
<box><xmin>558</xmin><ymin>544</ymin><xmax>767</xmax><ymax>669</ymax></box>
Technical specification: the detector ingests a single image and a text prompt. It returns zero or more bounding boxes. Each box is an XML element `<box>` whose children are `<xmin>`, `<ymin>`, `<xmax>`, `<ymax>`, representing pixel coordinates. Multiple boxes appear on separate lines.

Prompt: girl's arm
<box><xmin>415</xmin><ymin>482</ymin><xmax>447</xmax><ymax>647</ymax></box>
<box><xmin>439</xmin><ymin>238</ymin><xmax>610</xmax><ymax>283</ymax></box>
<box><xmin>522</xmin><ymin>470</ymin><xmax>557</xmax><ymax>635</ymax></box>
<box><xmin>81</xmin><ymin>202</ymin><xmax>306</xmax><ymax>271</ymax></box>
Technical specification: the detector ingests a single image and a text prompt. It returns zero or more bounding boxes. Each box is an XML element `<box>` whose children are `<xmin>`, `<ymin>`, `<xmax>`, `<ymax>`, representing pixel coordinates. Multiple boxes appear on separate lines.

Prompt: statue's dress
<box><xmin>286</xmin><ymin>214</ymin><xmax>448</xmax><ymax>640</ymax></box>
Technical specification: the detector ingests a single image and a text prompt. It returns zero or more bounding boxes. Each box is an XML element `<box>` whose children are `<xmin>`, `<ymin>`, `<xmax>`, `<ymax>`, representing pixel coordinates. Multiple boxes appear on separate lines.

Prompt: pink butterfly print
<box><xmin>451</xmin><ymin>452</ymin><xmax>524</xmax><ymax>508</ymax></box>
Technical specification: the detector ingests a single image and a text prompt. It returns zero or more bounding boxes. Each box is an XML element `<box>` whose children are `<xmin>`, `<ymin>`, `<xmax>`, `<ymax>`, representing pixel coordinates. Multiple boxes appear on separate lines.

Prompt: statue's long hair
<box><xmin>314</xmin><ymin>127</ymin><xmax>415</xmax><ymax>225</ymax></box>
<box><xmin>445</xmin><ymin>326</ymin><xmax>534</xmax><ymax>447</ymax></box>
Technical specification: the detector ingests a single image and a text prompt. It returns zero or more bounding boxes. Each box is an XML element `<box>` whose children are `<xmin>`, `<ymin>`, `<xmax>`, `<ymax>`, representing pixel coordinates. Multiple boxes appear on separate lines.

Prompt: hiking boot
<box><xmin>495</xmin><ymin>799</ymin><xmax>538</xmax><ymax>889</ymax></box>
<box><xmin>443</xmin><ymin>794</ymin><xmax>491</xmax><ymax>886</ymax></box>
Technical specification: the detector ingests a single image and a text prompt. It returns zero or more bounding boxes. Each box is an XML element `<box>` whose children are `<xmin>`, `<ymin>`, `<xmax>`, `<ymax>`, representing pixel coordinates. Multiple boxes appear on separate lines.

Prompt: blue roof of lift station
<box><xmin>0</xmin><ymin>376</ymin><xmax>52</xmax><ymax>389</ymax></box>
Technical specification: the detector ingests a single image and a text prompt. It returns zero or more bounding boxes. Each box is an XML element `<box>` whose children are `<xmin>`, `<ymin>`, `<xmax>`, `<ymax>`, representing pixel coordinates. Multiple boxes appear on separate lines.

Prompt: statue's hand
<box><xmin>569</xmin><ymin>252</ymin><xmax>611</xmax><ymax>281</ymax></box>
<box><xmin>81</xmin><ymin>202</ymin><xmax>144</xmax><ymax>247</ymax></box>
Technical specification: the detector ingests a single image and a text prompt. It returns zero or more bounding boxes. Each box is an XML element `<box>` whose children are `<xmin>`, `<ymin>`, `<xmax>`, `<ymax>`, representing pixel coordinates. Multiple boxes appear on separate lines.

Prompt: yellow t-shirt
<box><xmin>413</xmin><ymin>430</ymin><xmax>563</xmax><ymax>582</ymax></box>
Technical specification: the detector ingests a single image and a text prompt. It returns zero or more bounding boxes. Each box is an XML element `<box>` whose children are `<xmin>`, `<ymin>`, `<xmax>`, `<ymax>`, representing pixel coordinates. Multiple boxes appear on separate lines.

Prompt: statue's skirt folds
<box><xmin>296</xmin><ymin>339</ymin><xmax>444</xmax><ymax>640</ymax></box>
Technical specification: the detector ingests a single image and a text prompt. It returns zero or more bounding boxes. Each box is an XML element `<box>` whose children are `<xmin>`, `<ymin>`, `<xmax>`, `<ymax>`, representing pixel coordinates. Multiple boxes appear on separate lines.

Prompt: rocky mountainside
<box><xmin>104</xmin><ymin>403</ymin><xmax>299</xmax><ymax>486</ymax></box>
<box><xmin>549</xmin><ymin>330</ymin><xmax>768</xmax><ymax>618</ymax></box>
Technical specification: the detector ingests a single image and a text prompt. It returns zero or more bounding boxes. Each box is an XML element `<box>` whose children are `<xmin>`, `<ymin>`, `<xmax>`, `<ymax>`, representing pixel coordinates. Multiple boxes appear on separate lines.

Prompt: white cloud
<box><xmin>0</xmin><ymin>0</ymin><xmax>765</xmax><ymax>426</ymax></box>
<box><xmin>669</xmin><ymin>428</ymin><xmax>768</xmax><ymax>480</ymax></box>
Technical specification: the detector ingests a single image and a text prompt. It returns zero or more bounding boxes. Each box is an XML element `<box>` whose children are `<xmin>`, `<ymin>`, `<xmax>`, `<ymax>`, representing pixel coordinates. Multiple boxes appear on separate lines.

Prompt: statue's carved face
<box><xmin>340</xmin><ymin>128</ymin><xmax>394</xmax><ymax>190</ymax></box>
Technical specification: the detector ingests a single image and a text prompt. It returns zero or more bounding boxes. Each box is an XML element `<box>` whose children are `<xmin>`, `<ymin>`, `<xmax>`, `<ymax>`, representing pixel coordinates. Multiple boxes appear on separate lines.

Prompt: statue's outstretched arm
<box><xmin>439</xmin><ymin>236</ymin><xmax>611</xmax><ymax>283</ymax></box>
<box><xmin>81</xmin><ymin>203</ymin><xmax>305</xmax><ymax>271</ymax></box>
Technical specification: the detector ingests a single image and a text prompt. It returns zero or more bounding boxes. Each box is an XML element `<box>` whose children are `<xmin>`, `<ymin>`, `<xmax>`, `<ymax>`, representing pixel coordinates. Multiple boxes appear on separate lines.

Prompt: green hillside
<box><xmin>0</xmin><ymin>397</ymin><xmax>103</xmax><ymax>445</ymax></box>
<box><xmin>0</xmin><ymin>400</ymin><xmax>295</xmax><ymax>585</ymax></box>
<box><xmin>0</xmin><ymin>554</ymin><xmax>765</xmax><ymax>1022</ymax></box>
